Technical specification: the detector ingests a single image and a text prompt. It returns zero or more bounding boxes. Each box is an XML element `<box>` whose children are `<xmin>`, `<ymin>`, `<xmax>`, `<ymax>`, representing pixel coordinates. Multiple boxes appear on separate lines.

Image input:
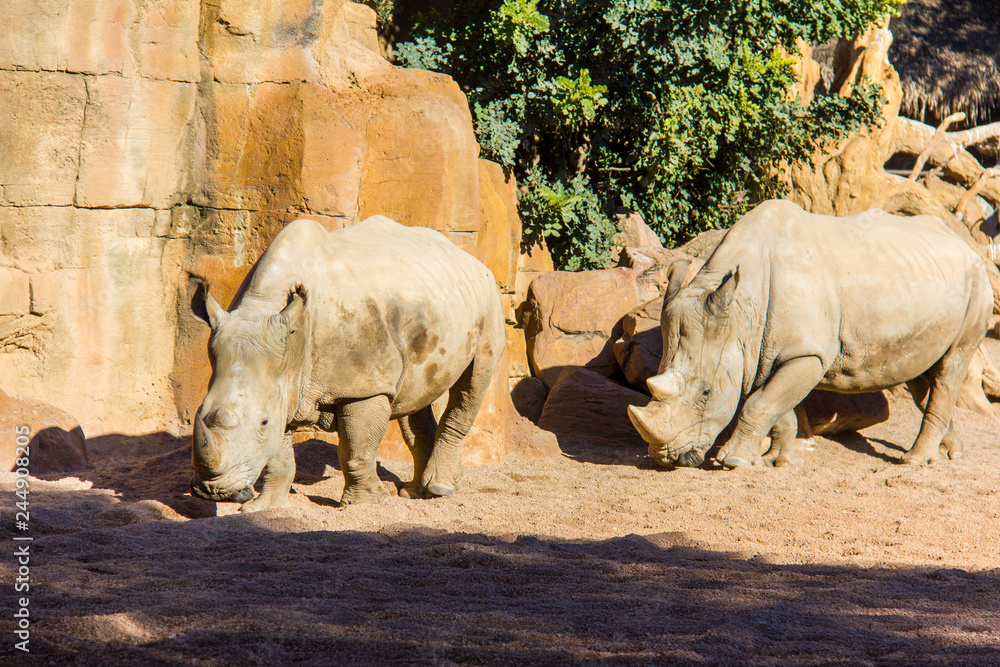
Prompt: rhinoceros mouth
<box><xmin>648</xmin><ymin>444</ymin><xmax>707</xmax><ymax>469</ymax></box>
<box><xmin>189</xmin><ymin>474</ymin><xmax>256</xmax><ymax>503</ymax></box>
<box><xmin>645</xmin><ymin>431</ymin><xmax>714</xmax><ymax>468</ymax></box>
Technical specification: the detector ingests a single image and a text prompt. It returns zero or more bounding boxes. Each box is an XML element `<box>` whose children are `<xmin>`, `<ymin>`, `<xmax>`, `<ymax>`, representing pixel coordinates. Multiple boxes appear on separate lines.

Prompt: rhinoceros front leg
<box><xmin>336</xmin><ymin>395</ymin><xmax>392</xmax><ymax>505</ymax></box>
<box><xmin>717</xmin><ymin>356</ymin><xmax>824</xmax><ymax>469</ymax></box>
<box><xmin>240</xmin><ymin>434</ymin><xmax>295</xmax><ymax>513</ymax></box>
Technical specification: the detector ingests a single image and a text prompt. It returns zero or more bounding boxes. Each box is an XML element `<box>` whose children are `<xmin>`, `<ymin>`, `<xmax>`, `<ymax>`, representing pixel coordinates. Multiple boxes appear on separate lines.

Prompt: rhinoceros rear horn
<box><xmin>647</xmin><ymin>370</ymin><xmax>685</xmax><ymax>400</ymax></box>
<box><xmin>706</xmin><ymin>266</ymin><xmax>740</xmax><ymax>317</ymax></box>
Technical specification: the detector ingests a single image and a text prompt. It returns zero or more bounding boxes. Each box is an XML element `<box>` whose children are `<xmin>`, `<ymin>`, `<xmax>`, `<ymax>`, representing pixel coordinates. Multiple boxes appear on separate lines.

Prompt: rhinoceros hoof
<box><xmin>717</xmin><ymin>455</ymin><xmax>748</xmax><ymax>469</ymax></box>
<box><xmin>239</xmin><ymin>494</ymin><xmax>291</xmax><ymax>513</ymax></box>
<box><xmin>718</xmin><ymin>455</ymin><xmax>766</xmax><ymax>469</ymax></box>
<box><xmin>340</xmin><ymin>484</ymin><xmax>391</xmax><ymax>505</ymax></box>
<box><xmin>398</xmin><ymin>482</ymin><xmax>427</xmax><ymax>500</ymax></box>
<box><xmin>939</xmin><ymin>442</ymin><xmax>963</xmax><ymax>460</ymax></box>
<box><xmin>765</xmin><ymin>450</ymin><xmax>805</xmax><ymax>467</ymax></box>
<box><xmin>425</xmin><ymin>480</ymin><xmax>462</xmax><ymax>498</ymax></box>
<box><xmin>772</xmin><ymin>455</ymin><xmax>803</xmax><ymax>468</ymax></box>
<box><xmin>899</xmin><ymin>451</ymin><xmax>943</xmax><ymax>466</ymax></box>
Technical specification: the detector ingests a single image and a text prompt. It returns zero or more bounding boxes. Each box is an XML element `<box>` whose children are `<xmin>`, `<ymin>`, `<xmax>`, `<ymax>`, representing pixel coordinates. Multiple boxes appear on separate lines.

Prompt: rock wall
<box><xmin>0</xmin><ymin>1</ymin><xmax>521</xmax><ymax>464</ymax></box>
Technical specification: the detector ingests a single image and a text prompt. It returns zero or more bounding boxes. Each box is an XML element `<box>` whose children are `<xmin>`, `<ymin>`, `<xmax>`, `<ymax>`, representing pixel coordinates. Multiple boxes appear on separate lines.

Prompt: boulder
<box><xmin>612</xmin><ymin>210</ymin><xmax>662</xmax><ymax>251</ymax></box>
<box><xmin>611</xmin><ymin>251</ymin><xmax>704</xmax><ymax>390</ymax></box>
<box><xmin>510</xmin><ymin>376</ymin><xmax>547</xmax><ymax>423</ymax></box>
<box><xmin>798</xmin><ymin>390</ymin><xmax>890</xmax><ymax>436</ymax></box>
<box><xmin>523</xmin><ymin>268</ymin><xmax>641</xmax><ymax>388</ymax></box>
<box><xmin>613</xmin><ymin>298</ymin><xmax>665</xmax><ymax>390</ymax></box>
<box><xmin>506</xmin><ymin>412</ymin><xmax>562</xmax><ymax>461</ymax></box>
<box><xmin>513</xmin><ymin>238</ymin><xmax>556</xmax><ymax>321</ymax></box>
<box><xmin>0</xmin><ymin>389</ymin><xmax>87</xmax><ymax>474</ymax></box>
<box><xmin>523</xmin><ymin>248</ymin><xmax>704</xmax><ymax>389</ymax></box>
<box><xmin>537</xmin><ymin>367</ymin><xmax>649</xmax><ymax>463</ymax></box>
<box><xmin>476</xmin><ymin>160</ymin><xmax>522</xmax><ymax>292</ymax></box>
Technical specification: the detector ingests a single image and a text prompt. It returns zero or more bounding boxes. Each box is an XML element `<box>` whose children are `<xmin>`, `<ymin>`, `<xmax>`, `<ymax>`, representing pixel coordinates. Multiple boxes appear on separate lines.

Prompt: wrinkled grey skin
<box><xmin>190</xmin><ymin>216</ymin><xmax>505</xmax><ymax>512</ymax></box>
<box><xmin>628</xmin><ymin>200</ymin><xmax>991</xmax><ymax>469</ymax></box>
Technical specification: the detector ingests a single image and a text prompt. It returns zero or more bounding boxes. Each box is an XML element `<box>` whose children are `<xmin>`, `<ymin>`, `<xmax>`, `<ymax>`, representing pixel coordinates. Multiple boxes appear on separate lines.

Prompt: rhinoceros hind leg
<box><xmin>240</xmin><ymin>435</ymin><xmax>295</xmax><ymax>513</ymax></box>
<box><xmin>901</xmin><ymin>371</ymin><xmax>963</xmax><ymax>466</ymax></box>
<box><xmin>399</xmin><ymin>405</ymin><xmax>437</xmax><ymax>499</ymax></box>
<box><xmin>423</xmin><ymin>346</ymin><xmax>498</xmax><ymax>497</ymax></box>
<box><xmin>762</xmin><ymin>409</ymin><xmax>805</xmax><ymax>467</ymax></box>
<box><xmin>337</xmin><ymin>395</ymin><xmax>392</xmax><ymax>505</ymax></box>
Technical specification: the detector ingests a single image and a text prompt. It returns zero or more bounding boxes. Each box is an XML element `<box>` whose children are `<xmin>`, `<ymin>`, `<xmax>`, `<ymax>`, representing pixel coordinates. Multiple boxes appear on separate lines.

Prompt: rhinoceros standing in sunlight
<box><xmin>628</xmin><ymin>200</ymin><xmax>991</xmax><ymax>470</ymax></box>
<box><xmin>189</xmin><ymin>216</ymin><xmax>505</xmax><ymax>512</ymax></box>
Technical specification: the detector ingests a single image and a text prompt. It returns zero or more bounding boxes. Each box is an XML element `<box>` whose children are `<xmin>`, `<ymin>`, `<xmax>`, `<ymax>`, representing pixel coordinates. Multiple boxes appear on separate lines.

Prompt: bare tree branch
<box><xmin>909</xmin><ymin>112</ymin><xmax>966</xmax><ymax>180</ymax></box>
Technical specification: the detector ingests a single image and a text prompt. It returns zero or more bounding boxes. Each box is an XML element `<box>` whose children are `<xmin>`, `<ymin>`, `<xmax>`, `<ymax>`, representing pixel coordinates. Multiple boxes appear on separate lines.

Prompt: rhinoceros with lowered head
<box><xmin>628</xmin><ymin>200</ymin><xmax>991</xmax><ymax>469</ymax></box>
<box><xmin>189</xmin><ymin>216</ymin><xmax>505</xmax><ymax>512</ymax></box>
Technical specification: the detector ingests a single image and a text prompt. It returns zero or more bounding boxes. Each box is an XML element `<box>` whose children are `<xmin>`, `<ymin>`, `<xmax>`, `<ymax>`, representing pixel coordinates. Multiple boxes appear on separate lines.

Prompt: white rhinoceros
<box><xmin>628</xmin><ymin>200</ymin><xmax>991</xmax><ymax>469</ymax></box>
<box><xmin>189</xmin><ymin>216</ymin><xmax>505</xmax><ymax>512</ymax></box>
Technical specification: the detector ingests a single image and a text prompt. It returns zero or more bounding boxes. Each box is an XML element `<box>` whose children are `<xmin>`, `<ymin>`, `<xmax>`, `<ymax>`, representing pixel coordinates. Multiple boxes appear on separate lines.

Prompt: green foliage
<box><xmin>519</xmin><ymin>171</ymin><xmax>615</xmax><ymax>270</ymax></box>
<box><xmin>490</xmin><ymin>0</ymin><xmax>551</xmax><ymax>55</ymax></box>
<box><xmin>365</xmin><ymin>0</ymin><xmax>395</xmax><ymax>26</ymax></box>
<box><xmin>548</xmin><ymin>69</ymin><xmax>608</xmax><ymax>126</ymax></box>
<box><xmin>396</xmin><ymin>0</ymin><xmax>899</xmax><ymax>269</ymax></box>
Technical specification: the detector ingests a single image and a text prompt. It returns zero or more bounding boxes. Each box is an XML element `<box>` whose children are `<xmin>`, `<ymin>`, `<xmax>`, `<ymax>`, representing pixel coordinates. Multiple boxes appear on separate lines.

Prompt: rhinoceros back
<box><xmin>703</xmin><ymin>200</ymin><xmax>991</xmax><ymax>393</ymax></box>
<box><xmin>233</xmin><ymin>216</ymin><xmax>502</xmax><ymax>415</ymax></box>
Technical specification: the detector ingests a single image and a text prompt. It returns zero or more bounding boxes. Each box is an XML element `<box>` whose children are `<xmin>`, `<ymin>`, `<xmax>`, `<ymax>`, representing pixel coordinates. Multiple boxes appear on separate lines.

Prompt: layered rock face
<box><xmin>0</xmin><ymin>1</ymin><xmax>520</xmax><ymax>464</ymax></box>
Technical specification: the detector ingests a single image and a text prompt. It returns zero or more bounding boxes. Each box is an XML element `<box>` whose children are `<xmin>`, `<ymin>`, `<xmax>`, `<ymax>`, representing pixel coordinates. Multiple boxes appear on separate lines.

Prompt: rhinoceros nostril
<box><xmin>680</xmin><ymin>450</ymin><xmax>704</xmax><ymax>468</ymax></box>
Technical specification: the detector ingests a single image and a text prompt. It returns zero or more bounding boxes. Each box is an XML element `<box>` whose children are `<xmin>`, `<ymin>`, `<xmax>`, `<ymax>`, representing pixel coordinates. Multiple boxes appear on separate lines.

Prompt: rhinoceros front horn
<box><xmin>628</xmin><ymin>403</ymin><xmax>667</xmax><ymax>444</ymax></box>
<box><xmin>193</xmin><ymin>411</ymin><xmax>224</xmax><ymax>472</ymax></box>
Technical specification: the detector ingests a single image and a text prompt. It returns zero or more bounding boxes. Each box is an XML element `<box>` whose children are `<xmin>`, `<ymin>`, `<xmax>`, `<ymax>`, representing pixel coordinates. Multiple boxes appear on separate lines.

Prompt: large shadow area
<box><xmin>3</xmin><ymin>517</ymin><xmax>998</xmax><ymax>666</ymax></box>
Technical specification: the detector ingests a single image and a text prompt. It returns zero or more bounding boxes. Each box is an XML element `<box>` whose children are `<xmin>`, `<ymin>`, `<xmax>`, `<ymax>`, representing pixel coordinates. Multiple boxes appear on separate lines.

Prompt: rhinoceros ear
<box><xmin>663</xmin><ymin>259</ymin><xmax>692</xmax><ymax>306</ymax></box>
<box><xmin>273</xmin><ymin>292</ymin><xmax>307</xmax><ymax>340</ymax></box>
<box><xmin>706</xmin><ymin>266</ymin><xmax>739</xmax><ymax>317</ymax></box>
<box><xmin>190</xmin><ymin>277</ymin><xmax>228</xmax><ymax>330</ymax></box>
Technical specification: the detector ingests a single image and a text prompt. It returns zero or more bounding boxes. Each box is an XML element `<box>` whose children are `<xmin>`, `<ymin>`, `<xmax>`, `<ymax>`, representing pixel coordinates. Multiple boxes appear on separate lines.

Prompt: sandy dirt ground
<box><xmin>3</xmin><ymin>358</ymin><xmax>1000</xmax><ymax>665</ymax></box>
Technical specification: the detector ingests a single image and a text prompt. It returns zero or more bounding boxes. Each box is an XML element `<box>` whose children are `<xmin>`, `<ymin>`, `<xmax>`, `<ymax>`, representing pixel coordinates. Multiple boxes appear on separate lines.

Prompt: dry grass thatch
<box><xmin>811</xmin><ymin>0</ymin><xmax>999</xmax><ymax>127</ymax></box>
<box><xmin>888</xmin><ymin>0</ymin><xmax>1000</xmax><ymax>126</ymax></box>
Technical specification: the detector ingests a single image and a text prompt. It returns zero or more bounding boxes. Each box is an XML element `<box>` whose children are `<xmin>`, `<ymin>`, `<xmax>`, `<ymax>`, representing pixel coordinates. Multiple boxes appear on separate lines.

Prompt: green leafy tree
<box><xmin>395</xmin><ymin>0</ymin><xmax>898</xmax><ymax>269</ymax></box>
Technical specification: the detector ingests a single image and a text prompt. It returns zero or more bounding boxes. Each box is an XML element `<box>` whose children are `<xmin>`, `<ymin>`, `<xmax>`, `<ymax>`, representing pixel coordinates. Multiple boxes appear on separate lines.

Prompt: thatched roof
<box><xmin>811</xmin><ymin>0</ymin><xmax>999</xmax><ymax>126</ymax></box>
<box><xmin>888</xmin><ymin>0</ymin><xmax>1000</xmax><ymax>126</ymax></box>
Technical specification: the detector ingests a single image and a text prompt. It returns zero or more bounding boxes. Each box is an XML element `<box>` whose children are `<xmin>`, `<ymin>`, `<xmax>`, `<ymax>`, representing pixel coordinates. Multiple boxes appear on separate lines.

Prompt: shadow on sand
<box><xmin>9</xmin><ymin>521</ymin><xmax>1000</xmax><ymax>665</ymax></box>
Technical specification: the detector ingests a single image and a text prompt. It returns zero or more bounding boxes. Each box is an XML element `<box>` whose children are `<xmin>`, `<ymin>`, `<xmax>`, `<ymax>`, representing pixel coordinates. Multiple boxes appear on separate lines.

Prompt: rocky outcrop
<box><xmin>0</xmin><ymin>389</ymin><xmax>87</xmax><ymax>474</ymax></box>
<box><xmin>522</xmin><ymin>268</ymin><xmax>641</xmax><ymax>388</ymax></box>
<box><xmin>0</xmin><ymin>1</ymin><xmax>520</xmax><ymax>465</ymax></box>
<box><xmin>523</xmin><ymin>247</ymin><xmax>701</xmax><ymax>389</ymax></box>
<box><xmin>537</xmin><ymin>367</ymin><xmax>649</xmax><ymax>462</ymax></box>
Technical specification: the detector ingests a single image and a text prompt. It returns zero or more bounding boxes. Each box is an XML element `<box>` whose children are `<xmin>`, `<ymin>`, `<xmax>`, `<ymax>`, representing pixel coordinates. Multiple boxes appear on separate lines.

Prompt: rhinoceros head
<box><xmin>188</xmin><ymin>282</ymin><xmax>307</xmax><ymax>503</ymax></box>
<box><xmin>628</xmin><ymin>262</ymin><xmax>743</xmax><ymax>468</ymax></box>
